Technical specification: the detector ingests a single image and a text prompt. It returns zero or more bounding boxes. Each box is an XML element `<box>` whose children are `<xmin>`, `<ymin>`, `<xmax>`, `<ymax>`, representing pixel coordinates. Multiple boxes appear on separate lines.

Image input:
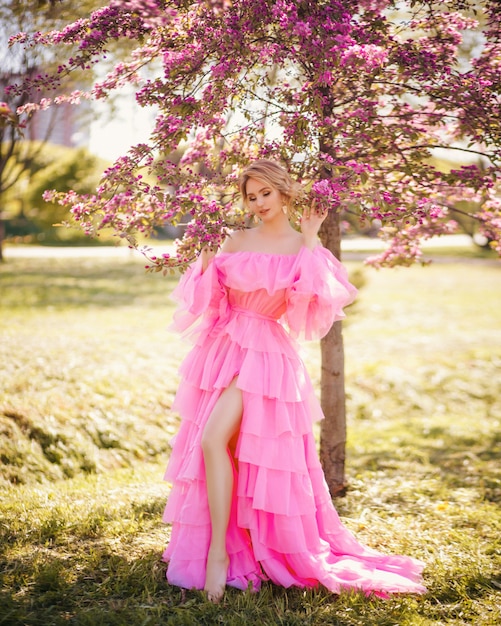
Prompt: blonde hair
<box><xmin>239</xmin><ymin>160</ymin><xmax>303</xmax><ymax>209</ymax></box>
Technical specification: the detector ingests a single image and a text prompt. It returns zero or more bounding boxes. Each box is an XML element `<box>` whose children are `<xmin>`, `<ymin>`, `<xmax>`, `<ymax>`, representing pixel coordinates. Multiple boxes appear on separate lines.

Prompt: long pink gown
<box><xmin>162</xmin><ymin>246</ymin><xmax>426</xmax><ymax>596</ymax></box>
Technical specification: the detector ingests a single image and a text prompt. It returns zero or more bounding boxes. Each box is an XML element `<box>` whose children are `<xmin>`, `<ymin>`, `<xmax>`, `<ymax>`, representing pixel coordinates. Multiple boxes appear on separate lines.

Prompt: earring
<box><xmin>252</xmin><ymin>213</ymin><xmax>260</xmax><ymax>224</ymax></box>
<box><xmin>282</xmin><ymin>205</ymin><xmax>288</xmax><ymax>215</ymax></box>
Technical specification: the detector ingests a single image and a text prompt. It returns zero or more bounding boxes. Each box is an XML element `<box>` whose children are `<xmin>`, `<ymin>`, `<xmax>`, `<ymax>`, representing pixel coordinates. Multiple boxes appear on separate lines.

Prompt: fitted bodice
<box><xmin>227</xmin><ymin>287</ymin><xmax>287</xmax><ymax>322</ymax></box>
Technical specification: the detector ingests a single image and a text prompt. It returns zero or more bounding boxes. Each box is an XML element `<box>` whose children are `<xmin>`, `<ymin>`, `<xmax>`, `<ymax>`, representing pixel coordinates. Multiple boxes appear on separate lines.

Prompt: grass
<box><xmin>0</xmin><ymin>256</ymin><xmax>181</xmax><ymax>484</ymax></box>
<box><xmin>1</xmin><ymin>252</ymin><xmax>500</xmax><ymax>625</ymax></box>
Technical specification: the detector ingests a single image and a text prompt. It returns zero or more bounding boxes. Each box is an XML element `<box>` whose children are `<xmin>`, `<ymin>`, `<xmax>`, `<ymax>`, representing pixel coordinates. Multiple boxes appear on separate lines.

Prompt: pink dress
<box><xmin>162</xmin><ymin>246</ymin><xmax>426</xmax><ymax>596</ymax></box>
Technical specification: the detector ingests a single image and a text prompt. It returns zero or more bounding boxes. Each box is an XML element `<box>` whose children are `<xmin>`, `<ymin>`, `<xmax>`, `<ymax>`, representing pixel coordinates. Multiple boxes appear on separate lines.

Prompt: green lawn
<box><xmin>0</xmin><ymin>253</ymin><xmax>500</xmax><ymax>625</ymax></box>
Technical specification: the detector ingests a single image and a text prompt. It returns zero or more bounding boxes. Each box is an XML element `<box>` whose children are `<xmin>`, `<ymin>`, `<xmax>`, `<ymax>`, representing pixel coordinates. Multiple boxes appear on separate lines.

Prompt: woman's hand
<box><xmin>200</xmin><ymin>245</ymin><xmax>218</xmax><ymax>272</ymax></box>
<box><xmin>301</xmin><ymin>202</ymin><xmax>328</xmax><ymax>249</ymax></box>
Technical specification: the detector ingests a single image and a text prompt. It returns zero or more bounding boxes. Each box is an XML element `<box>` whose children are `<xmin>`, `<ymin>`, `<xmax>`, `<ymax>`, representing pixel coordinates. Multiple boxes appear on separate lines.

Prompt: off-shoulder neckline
<box><xmin>217</xmin><ymin>246</ymin><xmax>311</xmax><ymax>258</ymax></box>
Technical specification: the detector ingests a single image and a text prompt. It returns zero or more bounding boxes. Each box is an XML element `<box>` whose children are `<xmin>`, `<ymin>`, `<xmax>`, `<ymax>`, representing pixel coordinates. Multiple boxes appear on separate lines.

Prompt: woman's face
<box><xmin>245</xmin><ymin>177</ymin><xmax>284</xmax><ymax>222</ymax></box>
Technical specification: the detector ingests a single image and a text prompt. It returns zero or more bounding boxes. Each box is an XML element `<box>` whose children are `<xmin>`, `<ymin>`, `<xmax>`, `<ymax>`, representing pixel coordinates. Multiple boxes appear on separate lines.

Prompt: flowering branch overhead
<box><xmin>8</xmin><ymin>0</ymin><xmax>501</xmax><ymax>268</ymax></box>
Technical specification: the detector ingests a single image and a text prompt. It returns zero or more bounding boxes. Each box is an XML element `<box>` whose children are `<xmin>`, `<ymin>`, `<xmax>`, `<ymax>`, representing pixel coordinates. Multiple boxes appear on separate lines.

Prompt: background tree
<box><xmin>0</xmin><ymin>0</ymin><xmax>107</xmax><ymax>258</ymax></box>
<box><xmin>9</xmin><ymin>0</ymin><xmax>501</xmax><ymax>494</ymax></box>
<box><xmin>20</xmin><ymin>145</ymin><xmax>107</xmax><ymax>242</ymax></box>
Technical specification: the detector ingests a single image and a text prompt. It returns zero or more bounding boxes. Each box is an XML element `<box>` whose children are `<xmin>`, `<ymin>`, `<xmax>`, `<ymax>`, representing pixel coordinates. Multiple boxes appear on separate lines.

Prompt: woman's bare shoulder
<box><xmin>289</xmin><ymin>230</ymin><xmax>307</xmax><ymax>250</ymax></box>
<box><xmin>221</xmin><ymin>228</ymin><xmax>251</xmax><ymax>253</ymax></box>
<box><xmin>278</xmin><ymin>230</ymin><xmax>307</xmax><ymax>254</ymax></box>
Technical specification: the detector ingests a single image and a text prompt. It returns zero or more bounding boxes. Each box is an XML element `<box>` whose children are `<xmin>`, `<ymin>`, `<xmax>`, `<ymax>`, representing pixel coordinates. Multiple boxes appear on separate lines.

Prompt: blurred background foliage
<box><xmin>4</xmin><ymin>144</ymin><xmax>110</xmax><ymax>244</ymax></box>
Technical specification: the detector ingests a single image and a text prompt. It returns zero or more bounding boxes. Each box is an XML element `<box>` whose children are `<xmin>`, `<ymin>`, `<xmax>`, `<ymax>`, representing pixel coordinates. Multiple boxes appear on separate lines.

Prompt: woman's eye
<box><xmin>263</xmin><ymin>192</ymin><xmax>270</xmax><ymax>197</ymax></box>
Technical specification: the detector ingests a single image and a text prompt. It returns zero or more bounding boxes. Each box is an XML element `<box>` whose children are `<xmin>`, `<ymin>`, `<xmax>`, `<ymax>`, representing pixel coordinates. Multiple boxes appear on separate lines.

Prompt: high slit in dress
<box><xmin>162</xmin><ymin>246</ymin><xmax>426</xmax><ymax>596</ymax></box>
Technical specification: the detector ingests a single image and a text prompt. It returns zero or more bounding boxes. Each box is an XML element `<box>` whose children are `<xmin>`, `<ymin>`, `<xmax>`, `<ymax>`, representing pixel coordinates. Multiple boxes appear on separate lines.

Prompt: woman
<box><xmin>162</xmin><ymin>160</ymin><xmax>426</xmax><ymax>603</ymax></box>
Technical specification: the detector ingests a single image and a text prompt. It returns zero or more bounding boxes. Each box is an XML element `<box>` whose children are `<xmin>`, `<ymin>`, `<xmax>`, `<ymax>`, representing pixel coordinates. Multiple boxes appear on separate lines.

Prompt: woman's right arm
<box><xmin>169</xmin><ymin>249</ymin><xmax>226</xmax><ymax>335</ymax></box>
<box><xmin>200</xmin><ymin>246</ymin><xmax>218</xmax><ymax>272</ymax></box>
<box><xmin>200</xmin><ymin>227</ymin><xmax>243</xmax><ymax>270</ymax></box>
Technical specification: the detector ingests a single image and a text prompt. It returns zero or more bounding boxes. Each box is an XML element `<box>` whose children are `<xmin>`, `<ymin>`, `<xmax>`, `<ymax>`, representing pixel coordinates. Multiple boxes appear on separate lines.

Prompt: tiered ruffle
<box><xmin>162</xmin><ymin>247</ymin><xmax>426</xmax><ymax>596</ymax></box>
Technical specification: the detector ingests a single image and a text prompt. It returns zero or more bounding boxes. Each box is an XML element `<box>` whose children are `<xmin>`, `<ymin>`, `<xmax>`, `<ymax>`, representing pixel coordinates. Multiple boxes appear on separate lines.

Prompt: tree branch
<box><xmin>399</xmin><ymin>144</ymin><xmax>496</xmax><ymax>160</ymax></box>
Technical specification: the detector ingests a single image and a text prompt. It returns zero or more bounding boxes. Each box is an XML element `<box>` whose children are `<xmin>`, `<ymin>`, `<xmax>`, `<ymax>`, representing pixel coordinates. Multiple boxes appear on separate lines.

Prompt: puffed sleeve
<box><xmin>169</xmin><ymin>255</ymin><xmax>227</xmax><ymax>338</ymax></box>
<box><xmin>285</xmin><ymin>246</ymin><xmax>357</xmax><ymax>341</ymax></box>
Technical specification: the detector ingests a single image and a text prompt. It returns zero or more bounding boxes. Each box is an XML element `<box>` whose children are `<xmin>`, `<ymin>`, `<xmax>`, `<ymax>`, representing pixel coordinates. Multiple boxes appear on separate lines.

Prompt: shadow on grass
<box><xmin>0</xmin><ymin>549</ymin><xmax>170</xmax><ymax>626</ymax></box>
<box><xmin>1</xmin><ymin>547</ymin><xmax>320</xmax><ymax>626</ymax></box>
<box><xmin>350</xmin><ymin>424</ymin><xmax>501</xmax><ymax>504</ymax></box>
<box><xmin>2</xmin><ymin>542</ymin><xmax>500</xmax><ymax>626</ymax></box>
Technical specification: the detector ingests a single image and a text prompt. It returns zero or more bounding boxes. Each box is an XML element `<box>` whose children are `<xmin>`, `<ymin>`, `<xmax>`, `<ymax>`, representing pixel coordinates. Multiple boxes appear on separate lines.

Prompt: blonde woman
<box><xmin>162</xmin><ymin>160</ymin><xmax>425</xmax><ymax>603</ymax></box>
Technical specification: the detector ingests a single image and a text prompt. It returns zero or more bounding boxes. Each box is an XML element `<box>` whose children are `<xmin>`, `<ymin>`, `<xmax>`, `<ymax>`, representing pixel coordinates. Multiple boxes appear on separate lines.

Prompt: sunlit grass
<box><xmin>0</xmin><ymin>256</ymin><xmax>184</xmax><ymax>485</ymax></box>
<box><xmin>1</xmin><ymin>254</ymin><xmax>500</xmax><ymax>625</ymax></box>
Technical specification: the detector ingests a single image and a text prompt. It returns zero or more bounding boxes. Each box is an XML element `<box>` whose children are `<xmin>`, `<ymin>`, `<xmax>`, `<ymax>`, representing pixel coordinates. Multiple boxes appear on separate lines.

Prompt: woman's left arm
<box><xmin>286</xmin><ymin>206</ymin><xmax>357</xmax><ymax>340</ymax></box>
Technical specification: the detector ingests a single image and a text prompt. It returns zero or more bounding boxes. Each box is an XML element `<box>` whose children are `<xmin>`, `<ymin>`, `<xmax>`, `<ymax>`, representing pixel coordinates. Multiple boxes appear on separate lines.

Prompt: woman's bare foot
<box><xmin>204</xmin><ymin>550</ymin><xmax>229</xmax><ymax>604</ymax></box>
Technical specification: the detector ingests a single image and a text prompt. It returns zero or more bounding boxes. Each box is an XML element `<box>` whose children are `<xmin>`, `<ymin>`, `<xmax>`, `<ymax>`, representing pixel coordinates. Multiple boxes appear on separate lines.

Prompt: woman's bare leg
<box><xmin>200</xmin><ymin>378</ymin><xmax>243</xmax><ymax>603</ymax></box>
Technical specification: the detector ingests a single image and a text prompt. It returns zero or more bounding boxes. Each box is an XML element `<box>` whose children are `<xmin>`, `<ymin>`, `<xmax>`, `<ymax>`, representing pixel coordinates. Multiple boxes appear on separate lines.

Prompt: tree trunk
<box><xmin>319</xmin><ymin>208</ymin><xmax>347</xmax><ymax>497</ymax></box>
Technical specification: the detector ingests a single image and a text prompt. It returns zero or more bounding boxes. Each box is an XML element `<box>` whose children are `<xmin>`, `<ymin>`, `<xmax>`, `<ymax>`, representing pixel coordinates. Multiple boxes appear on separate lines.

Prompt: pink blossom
<box><xmin>5</xmin><ymin>0</ymin><xmax>500</xmax><ymax>270</ymax></box>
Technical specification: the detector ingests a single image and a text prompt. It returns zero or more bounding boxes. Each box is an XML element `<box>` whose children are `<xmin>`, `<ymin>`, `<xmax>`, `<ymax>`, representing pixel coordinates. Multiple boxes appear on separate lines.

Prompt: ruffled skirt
<box><xmin>162</xmin><ymin>310</ymin><xmax>426</xmax><ymax>596</ymax></box>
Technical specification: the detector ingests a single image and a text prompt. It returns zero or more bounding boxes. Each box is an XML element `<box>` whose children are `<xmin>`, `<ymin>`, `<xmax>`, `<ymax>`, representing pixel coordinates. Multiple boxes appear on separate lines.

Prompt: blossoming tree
<box><xmin>7</xmin><ymin>0</ymin><xmax>500</xmax><ymax>493</ymax></box>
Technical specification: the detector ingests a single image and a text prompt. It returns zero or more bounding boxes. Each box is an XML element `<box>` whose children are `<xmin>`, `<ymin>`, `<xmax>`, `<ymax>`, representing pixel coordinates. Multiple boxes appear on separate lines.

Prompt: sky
<box><xmin>87</xmin><ymin>94</ymin><xmax>156</xmax><ymax>162</ymax></box>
